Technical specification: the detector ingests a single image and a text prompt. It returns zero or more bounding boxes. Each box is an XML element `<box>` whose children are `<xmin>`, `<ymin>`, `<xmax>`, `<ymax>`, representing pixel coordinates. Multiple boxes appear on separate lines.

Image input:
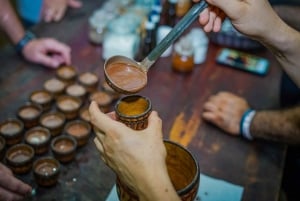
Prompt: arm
<box><xmin>193</xmin><ymin>0</ymin><xmax>300</xmax><ymax>87</ymax></box>
<box><xmin>0</xmin><ymin>0</ymin><xmax>25</xmax><ymax>44</ymax></box>
<box><xmin>0</xmin><ymin>163</ymin><xmax>32</xmax><ymax>200</ymax></box>
<box><xmin>251</xmin><ymin>107</ymin><xmax>300</xmax><ymax>144</ymax></box>
<box><xmin>0</xmin><ymin>0</ymin><xmax>71</xmax><ymax>68</ymax></box>
<box><xmin>89</xmin><ymin>101</ymin><xmax>180</xmax><ymax>201</ymax></box>
<box><xmin>202</xmin><ymin>91</ymin><xmax>300</xmax><ymax>144</ymax></box>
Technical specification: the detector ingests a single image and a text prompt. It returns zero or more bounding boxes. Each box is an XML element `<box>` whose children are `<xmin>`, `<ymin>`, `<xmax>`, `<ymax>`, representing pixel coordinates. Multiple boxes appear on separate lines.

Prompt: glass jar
<box><xmin>172</xmin><ymin>37</ymin><xmax>194</xmax><ymax>73</ymax></box>
<box><xmin>176</xmin><ymin>0</ymin><xmax>191</xmax><ymax>17</ymax></box>
<box><xmin>88</xmin><ymin>10</ymin><xmax>116</xmax><ymax>44</ymax></box>
<box><xmin>102</xmin><ymin>14</ymin><xmax>141</xmax><ymax>60</ymax></box>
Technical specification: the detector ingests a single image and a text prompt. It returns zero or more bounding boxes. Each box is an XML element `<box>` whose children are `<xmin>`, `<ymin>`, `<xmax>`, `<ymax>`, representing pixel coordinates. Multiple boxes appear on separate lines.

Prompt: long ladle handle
<box><xmin>140</xmin><ymin>1</ymin><xmax>208</xmax><ymax>70</ymax></box>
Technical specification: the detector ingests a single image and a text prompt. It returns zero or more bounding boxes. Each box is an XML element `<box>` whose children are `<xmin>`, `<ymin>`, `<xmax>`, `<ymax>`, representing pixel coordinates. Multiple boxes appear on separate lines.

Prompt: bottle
<box><xmin>172</xmin><ymin>36</ymin><xmax>194</xmax><ymax>73</ymax></box>
<box><xmin>164</xmin><ymin>0</ymin><xmax>178</xmax><ymax>27</ymax></box>
<box><xmin>141</xmin><ymin>19</ymin><xmax>156</xmax><ymax>57</ymax></box>
<box><xmin>176</xmin><ymin>0</ymin><xmax>191</xmax><ymax>17</ymax></box>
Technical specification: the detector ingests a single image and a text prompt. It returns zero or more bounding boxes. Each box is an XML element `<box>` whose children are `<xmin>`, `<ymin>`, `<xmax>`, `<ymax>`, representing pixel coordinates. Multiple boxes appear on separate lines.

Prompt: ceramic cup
<box><xmin>0</xmin><ymin>118</ymin><xmax>24</xmax><ymax>146</ymax></box>
<box><xmin>25</xmin><ymin>126</ymin><xmax>51</xmax><ymax>155</ymax></box>
<box><xmin>33</xmin><ymin>156</ymin><xmax>60</xmax><ymax>187</ymax></box>
<box><xmin>116</xmin><ymin>140</ymin><xmax>200</xmax><ymax>201</ymax></box>
<box><xmin>51</xmin><ymin>135</ymin><xmax>77</xmax><ymax>163</ymax></box>
<box><xmin>5</xmin><ymin>143</ymin><xmax>35</xmax><ymax>174</ymax></box>
<box><xmin>114</xmin><ymin>95</ymin><xmax>152</xmax><ymax>130</ymax></box>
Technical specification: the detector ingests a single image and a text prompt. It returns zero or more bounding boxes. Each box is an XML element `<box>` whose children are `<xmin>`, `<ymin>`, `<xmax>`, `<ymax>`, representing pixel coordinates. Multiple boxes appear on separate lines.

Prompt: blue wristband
<box><xmin>15</xmin><ymin>31</ymin><xmax>36</xmax><ymax>54</ymax></box>
<box><xmin>240</xmin><ymin>109</ymin><xmax>256</xmax><ymax>140</ymax></box>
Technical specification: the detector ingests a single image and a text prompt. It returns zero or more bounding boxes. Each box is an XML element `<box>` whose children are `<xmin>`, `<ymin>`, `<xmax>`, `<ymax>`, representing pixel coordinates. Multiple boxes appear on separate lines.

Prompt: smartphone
<box><xmin>216</xmin><ymin>48</ymin><xmax>270</xmax><ymax>76</ymax></box>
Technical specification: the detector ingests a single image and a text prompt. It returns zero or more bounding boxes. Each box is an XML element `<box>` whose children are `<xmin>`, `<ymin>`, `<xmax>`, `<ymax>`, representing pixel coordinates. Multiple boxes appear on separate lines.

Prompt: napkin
<box><xmin>105</xmin><ymin>173</ymin><xmax>244</xmax><ymax>201</ymax></box>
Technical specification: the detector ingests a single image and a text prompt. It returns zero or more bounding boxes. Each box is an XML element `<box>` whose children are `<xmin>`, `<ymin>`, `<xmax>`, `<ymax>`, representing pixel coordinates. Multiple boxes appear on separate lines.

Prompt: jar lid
<box><xmin>174</xmin><ymin>37</ymin><xmax>194</xmax><ymax>56</ymax></box>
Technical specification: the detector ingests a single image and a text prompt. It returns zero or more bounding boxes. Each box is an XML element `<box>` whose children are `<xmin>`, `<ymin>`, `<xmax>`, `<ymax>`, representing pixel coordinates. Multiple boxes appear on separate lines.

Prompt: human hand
<box><xmin>42</xmin><ymin>0</ymin><xmax>82</xmax><ymax>22</ymax></box>
<box><xmin>193</xmin><ymin>0</ymin><xmax>280</xmax><ymax>38</ymax></box>
<box><xmin>22</xmin><ymin>38</ymin><xmax>71</xmax><ymax>68</ymax></box>
<box><xmin>202</xmin><ymin>91</ymin><xmax>250</xmax><ymax>135</ymax></box>
<box><xmin>0</xmin><ymin>163</ymin><xmax>32</xmax><ymax>201</ymax></box>
<box><xmin>89</xmin><ymin>101</ymin><xmax>167</xmax><ymax>192</ymax></box>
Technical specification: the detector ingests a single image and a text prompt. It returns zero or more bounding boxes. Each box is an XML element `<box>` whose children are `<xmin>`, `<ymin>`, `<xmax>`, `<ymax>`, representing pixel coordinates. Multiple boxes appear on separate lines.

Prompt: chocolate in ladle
<box><xmin>104</xmin><ymin>1</ymin><xmax>208</xmax><ymax>94</ymax></box>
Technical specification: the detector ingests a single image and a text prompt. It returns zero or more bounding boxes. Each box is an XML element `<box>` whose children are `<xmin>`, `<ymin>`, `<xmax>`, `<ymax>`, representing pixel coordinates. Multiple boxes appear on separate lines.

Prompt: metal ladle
<box><xmin>104</xmin><ymin>1</ymin><xmax>208</xmax><ymax>94</ymax></box>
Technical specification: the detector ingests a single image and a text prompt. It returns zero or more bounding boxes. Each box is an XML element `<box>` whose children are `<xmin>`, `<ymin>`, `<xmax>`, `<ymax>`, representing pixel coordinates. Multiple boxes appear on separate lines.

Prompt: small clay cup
<box><xmin>51</xmin><ymin>135</ymin><xmax>77</xmax><ymax>163</ymax></box>
<box><xmin>78</xmin><ymin>72</ymin><xmax>99</xmax><ymax>93</ymax></box>
<box><xmin>101</xmin><ymin>81</ymin><xmax>121</xmax><ymax>101</ymax></box>
<box><xmin>30</xmin><ymin>90</ymin><xmax>54</xmax><ymax>112</ymax></box>
<box><xmin>43</xmin><ymin>78</ymin><xmax>66</xmax><ymax>98</ymax></box>
<box><xmin>116</xmin><ymin>140</ymin><xmax>200</xmax><ymax>201</ymax></box>
<box><xmin>33</xmin><ymin>157</ymin><xmax>60</xmax><ymax>187</ymax></box>
<box><xmin>89</xmin><ymin>91</ymin><xmax>113</xmax><ymax>113</ymax></box>
<box><xmin>114</xmin><ymin>95</ymin><xmax>152</xmax><ymax>130</ymax></box>
<box><xmin>5</xmin><ymin>144</ymin><xmax>35</xmax><ymax>174</ymax></box>
<box><xmin>0</xmin><ymin>118</ymin><xmax>24</xmax><ymax>146</ymax></box>
<box><xmin>0</xmin><ymin>135</ymin><xmax>6</xmax><ymax>161</ymax></box>
<box><xmin>64</xmin><ymin>120</ymin><xmax>91</xmax><ymax>147</ymax></box>
<box><xmin>17</xmin><ymin>102</ymin><xmax>43</xmax><ymax>129</ymax></box>
<box><xmin>25</xmin><ymin>126</ymin><xmax>51</xmax><ymax>155</ymax></box>
<box><xmin>39</xmin><ymin>111</ymin><xmax>66</xmax><ymax>137</ymax></box>
<box><xmin>56</xmin><ymin>95</ymin><xmax>82</xmax><ymax>120</ymax></box>
<box><xmin>55</xmin><ymin>65</ymin><xmax>77</xmax><ymax>86</ymax></box>
<box><xmin>65</xmin><ymin>83</ymin><xmax>87</xmax><ymax>101</ymax></box>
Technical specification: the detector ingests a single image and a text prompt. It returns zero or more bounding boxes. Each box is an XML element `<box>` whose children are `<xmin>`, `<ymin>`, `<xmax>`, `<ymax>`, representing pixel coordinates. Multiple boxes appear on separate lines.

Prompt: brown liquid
<box><xmin>54</xmin><ymin>140</ymin><xmax>74</xmax><ymax>152</ymax></box>
<box><xmin>58</xmin><ymin>98</ymin><xmax>80</xmax><ymax>111</ymax></box>
<box><xmin>90</xmin><ymin>91</ymin><xmax>112</xmax><ymax>106</ymax></box>
<box><xmin>36</xmin><ymin>162</ymin><xmax>57</xmax><ymax>175</ymax></box>
<box><xmin>42</xmin><ymin>115</ymin><xmax>64</xmax><ymax>128</ymax></box>
<box><xmin>9</xmin><ymin>151</ymin><xmax>30</xmax><ymax>163</ymax></box>
<box><xmin>117</xmin><ymin>97</ymin><xmax>149</xmax><ymax>116</ymax></box>
<box><xmin>0</xmin><ymin>122</ymin><xmax>21</xmax><ymax>135</ymax></box>
<box><xmin>27</xmin><ymin>131</ymin><xmax>47</xmax><ymax>144</ymax></box>
<box><xmin>79</xmin><ymin>72</ymin><xmax>98</xmax><ymax>85</ymax></box>
<box><xmin>31</xmin><ymin>91</ymin><xmax>51</xmax><ymax>104</ymax></box>
<box><xmin>57</xmin><ymin>66</ymin><xmax>76</xmax><ymax>79</ymax></box>
<box><xmin>106</xmin><ymin>63</ymin><xmax>147</xmax><ymax>92</ymax></box>
<box><xmin>19</xmin><ymin>107</ymin><xmax>40</xmax><ymax>119</ymax></box>
<box><xmin>67</xmin><ymin>124</ymin><xmax>88</xmax><ymax>137</ymax></box>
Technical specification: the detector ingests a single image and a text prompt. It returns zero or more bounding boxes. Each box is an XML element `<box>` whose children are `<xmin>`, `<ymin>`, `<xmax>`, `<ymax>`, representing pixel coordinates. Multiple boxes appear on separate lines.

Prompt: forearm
<box><xmin>258</xmin><ymin>18</ymin><xmax>300</xmax><ymax>88</ymax></box>
<box><xmin>0</xmin><ymin>0</ymin><xmax>25</xmax><ymax>44</ymax></box>
<box><xmin>251</xmin><ymin>106</ymin><xmax>300</xmax><ymax>144</ymax></box>
<box><xmin>135</xmin><ymin>167</ymin><xmax>180</xmax><ymax>201</ymax></box>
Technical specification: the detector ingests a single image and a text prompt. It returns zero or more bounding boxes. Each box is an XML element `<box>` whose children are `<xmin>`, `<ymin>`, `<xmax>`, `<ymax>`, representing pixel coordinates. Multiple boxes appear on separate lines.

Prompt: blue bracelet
<box><xmin>15</xmin><ymin>31</ymin><xmax>36</xmax><ymax>54</ymax></box>
<box><xmin>240</xmin><ymin>109</ymin><xmax>256</xmax><ymax>140</ymax></box>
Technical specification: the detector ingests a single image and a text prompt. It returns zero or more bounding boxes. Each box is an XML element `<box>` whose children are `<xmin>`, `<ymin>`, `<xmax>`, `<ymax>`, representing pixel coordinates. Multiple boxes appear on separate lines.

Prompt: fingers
<box><xmin>0</xmin><ymin>188</ymin><xmax>24</xmax><ymax>201</ymax></box>
<box><xmin>146</xmin><ymin>111</ymin><xmax>163</xmax><ymax>138</ymax></box>
<box><xmin>68</xmin><ymin>0</ymin><xmax>83</xmax><ymax>8</ymax></box>
<box><xmin>93</xmin><ymin>138</ymin><xmax>107</xmax><ymax>164</ymax></box>
<box><xmin>41</xmin><ymin>39</ymin><xmax>71</xmax><ymax>64</ymax></box>
<box><xmin>0</xmin><ymin>168</ymin><xmax>32</xmax><ymax>197</ymax></box>
<box><xmin>89</xmin><ymin>101</ymin><xmax>122</xmax><ymax>134</ymax></box>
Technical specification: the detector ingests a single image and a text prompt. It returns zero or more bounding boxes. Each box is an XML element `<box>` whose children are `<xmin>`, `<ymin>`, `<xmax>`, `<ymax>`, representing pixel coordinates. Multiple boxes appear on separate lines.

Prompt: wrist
<box><xmin>15</xmin><ymin>31</ymin><xmax>36</xmax><ymax>54</ymax></box>
<box><xmin>240</xmin><ymin>109</ymin><xmax>256</xmax><ymax>140</ymax></box>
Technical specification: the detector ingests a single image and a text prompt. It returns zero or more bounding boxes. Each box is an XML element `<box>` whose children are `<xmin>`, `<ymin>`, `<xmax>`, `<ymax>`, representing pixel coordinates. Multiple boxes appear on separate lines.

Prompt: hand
<box><xmin>0</xmin><ymin>163</ymin><xmax>32</xmax><ymax>201</ymax></box>
<box><xmin>42</xmin><ymin>0</ymin><xmax>82</xmax><ymax>22</ymax></box>
<box><xmin>202</xmin><ymin>91</ymin><xmax>250</xmax><ymax>135</ymax></box>
<box><xmin>193</xmin><ymin>0</ymin><xmax>280</xmax><ymax>38</ymax></box>
<box><xmin>89</xmin><ymin>101</ymin><xmax>166</xmax><ymax>190</ymax></box>
<box><xmin>22</xmin><ymin>38</ymin><xmax>71</xmax><ymax>68</ymax></box>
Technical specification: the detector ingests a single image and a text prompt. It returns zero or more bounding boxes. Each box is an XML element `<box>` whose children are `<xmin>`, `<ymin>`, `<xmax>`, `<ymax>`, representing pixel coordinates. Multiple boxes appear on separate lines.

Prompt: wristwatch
<box><xmin>15</xmin><ymin>31</ymin><xmax>36</xmax><ymax>54</ymax></box>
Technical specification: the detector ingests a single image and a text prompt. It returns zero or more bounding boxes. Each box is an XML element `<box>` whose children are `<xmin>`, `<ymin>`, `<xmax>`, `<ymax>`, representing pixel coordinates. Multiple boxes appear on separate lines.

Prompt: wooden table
<box><xmin>0</xmin><ymin>1</ymin><xmax>286</xmax><ymax>200</ymax></box>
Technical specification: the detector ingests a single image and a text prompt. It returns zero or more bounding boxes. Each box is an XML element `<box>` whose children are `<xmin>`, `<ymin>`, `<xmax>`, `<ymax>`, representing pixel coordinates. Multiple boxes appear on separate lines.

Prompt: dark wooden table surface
<box><xmin>0</xmin><ymin>1</ymin><xmax>286</xmax><ymax>201</ymax></box>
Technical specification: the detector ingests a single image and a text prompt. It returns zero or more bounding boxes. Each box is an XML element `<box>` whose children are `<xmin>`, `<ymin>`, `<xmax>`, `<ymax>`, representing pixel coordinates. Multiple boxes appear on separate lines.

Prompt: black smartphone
<box><xmin>216</xmin><ymin>48</ymin><xmax>270</xmax><ymax>76</ymax></box>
